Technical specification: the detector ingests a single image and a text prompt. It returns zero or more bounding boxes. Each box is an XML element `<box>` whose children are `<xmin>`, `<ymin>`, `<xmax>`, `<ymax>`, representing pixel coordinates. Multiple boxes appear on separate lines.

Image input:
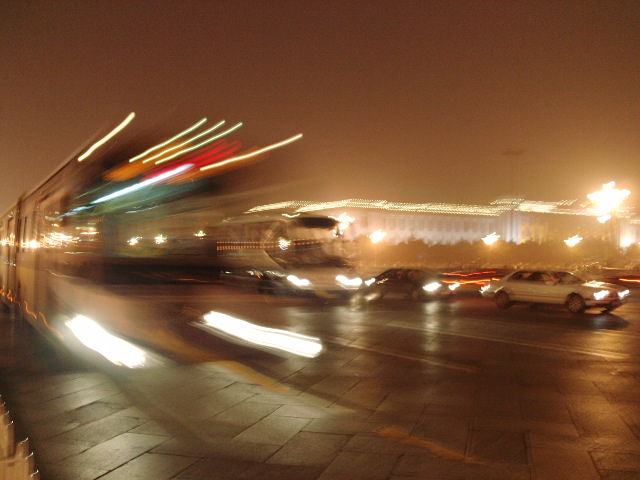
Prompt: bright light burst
<box><xmin>564</xmin><ymin>235</ymin><xmax>583</xmax><ymax>247</ymax></box>
<box><xmin>587</xmin><ymin>181</ymin><xmax>631</xmax><ymax>219</ymax></box>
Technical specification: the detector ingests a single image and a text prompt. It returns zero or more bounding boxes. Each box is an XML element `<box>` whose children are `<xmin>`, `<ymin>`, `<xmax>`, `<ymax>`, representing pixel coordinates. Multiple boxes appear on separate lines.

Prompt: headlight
<box><xmin>423</xmin><ymin>282</ymin><xmax>442</xmax><ymax>293</ymax></box>
<box><xmin>619</xmin><ymin>289</ymin><xmax>630</xmax><ymax>299</ymax></box>
<box><xmin>480</xmin><ymin>284</ymin><xmax>491</xmax><ymax>294</ymax></box>
<box><xmin>593</xmin><ymin>289</ymin><xmax>610</xmax><ymax>301</ymax></box>
<box><xmin>448</xmin><ymin>282</ymin><xmax>460</xmax><ymax>291</ymax></box>
<box><xmin>364</xmin><ymin>277</ymin><xmax>376</xmax><ymax>287</ymax></box>
<box><xmin>336</xmin><ymin>275</ymin><xmax>363</xmax><ymax>288</ymax></box>
<box><xmin>287</xmin><ymin>275</ymin><xmax>312</xmax><ymax>288</ymax></box>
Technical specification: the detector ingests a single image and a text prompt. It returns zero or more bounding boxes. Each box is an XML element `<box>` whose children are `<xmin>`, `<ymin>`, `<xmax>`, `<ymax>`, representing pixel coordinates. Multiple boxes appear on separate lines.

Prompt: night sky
<box><xmin>2</xmin><ymin>1</ymin><xmax>639</xmax><ymax>213</ymax></box>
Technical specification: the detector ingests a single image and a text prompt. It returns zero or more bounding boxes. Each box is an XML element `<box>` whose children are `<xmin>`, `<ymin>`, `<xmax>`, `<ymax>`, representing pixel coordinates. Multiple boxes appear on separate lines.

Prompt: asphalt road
<box><xmin>1</xmin><ymin>286</ymin><xmax>639</xmax><ymax>479</ymax></box>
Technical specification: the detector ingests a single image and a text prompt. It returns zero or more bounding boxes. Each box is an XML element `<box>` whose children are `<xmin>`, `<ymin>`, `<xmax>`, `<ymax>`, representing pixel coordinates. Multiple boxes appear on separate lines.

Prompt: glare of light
<box><xmin>154</xmin><ymin>234</ymin><xmax>167</xmax><ymax>244</ymax></box>
<box><xmin>65</xmin><ymin>315</ymin><xmax>146</xmax><ymax>368</ymax></box>
<box><xmin>423</xmin><ymin>282</ymin><xmax>442</xmax><ymax>293</ymax></box>
<box><xmin>597</xmin><ymin>214</ymin><xmax>611</xmax><ymax>223</ymax></box>
<box><xmin>129</xmin><ymin>118</ymin><xmax>208</xmax><ymax>163</ymax></box>
<box><xmin>78</xmin><ymin>112</ymin><xmax>135</xmax><ymax>162</ymax></box>
<box><xmin>564</xmin><ymin>235</ymin><xmax>583</xmax><ymax>247</ymax></box>
<box><xmin>618</xmin><ymin>289</ymin><xmax>630</xmax><ymax>299</ymax></box>
<box><xmin>287</xmin><ymin>275</ymin><xmax>311</xmax><ymax>288</ymax></box>
<box><xmin>364</xmin><ymin>277</ymin><xmax>376</xmax><ymax>286</ymax></box>
<box><xmin>593</xmin><ymin>290</ymin><xmax>610</xmax><ymax>301</ymax></box>
<box><xmin>152</xmin><ymin>122</ymin><xmax>242</xmax><ymax>165</ymax></box>
<box><xmin>336</xmin><ymin>274</ymin><xmax>363</xmax><ymax>288</ymax></box>
<box><xmin>199</xmin><ymin>311</ymin><xmax>323</xmax><ymax>358</ymax></box>
<box><xmin>588</xmin><ymin>181</ymin><xmax>631</xmax><ymax>217</ymax></box>
<box><xmin>448</xmin><ymin>283</ymin><xmax>460</xmax><ymax>291</ymax></box>
<box><xmin>128</xmin><ymin>237</ymin><xmax>140</xmax><ymax>245</ymax></box>
<box><xmin>279</xmin><ymin>238</ymin><xmax>291</xmax><ymax>250</ymax></box>
<box><xmin>194</xmin><ymin>230</ymin><xmax>206</xmax><ymax>237</ymax></box>
<box><xmin>369</xmin><ymin>230</ymin><xmax>387</xmax><ymax>243</ymax></box>
<box><xmin>200</xmin><ymin>133</ymin><xmax>303</xmax><ymax>172</ymax></box>
<box><xmin>331</xmin><ymin>212</ymin><xmax>355</xmax><ymax>231</ymax></box>
<box><xmin>482</xmin><ymin>232</ymin><xmax>500</xmax><ymax>245</ymax></box>
<box><xmin>92</xmin><ymin>163</ymin><xmax>194</xmax><ymax>204</ymax></box>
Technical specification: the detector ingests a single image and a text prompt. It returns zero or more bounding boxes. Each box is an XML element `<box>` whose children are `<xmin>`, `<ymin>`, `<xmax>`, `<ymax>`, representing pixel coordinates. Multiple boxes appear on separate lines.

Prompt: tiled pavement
<box><xmin>2</xmin><ymin>304</ymin><xmax>640</xmax><ymax>479</ymax></box>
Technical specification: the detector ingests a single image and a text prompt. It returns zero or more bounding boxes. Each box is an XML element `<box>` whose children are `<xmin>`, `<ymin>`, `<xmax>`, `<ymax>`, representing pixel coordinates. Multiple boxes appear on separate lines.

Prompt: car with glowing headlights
<box><xmin>364</xmin><ymin>268</ymin><xmax>459</xmax><ymax>301</ymax></box>
<box><xmin>480</xmin><ymin>269</ymin><xmax>630</xmax><ymax>313</ymax></box>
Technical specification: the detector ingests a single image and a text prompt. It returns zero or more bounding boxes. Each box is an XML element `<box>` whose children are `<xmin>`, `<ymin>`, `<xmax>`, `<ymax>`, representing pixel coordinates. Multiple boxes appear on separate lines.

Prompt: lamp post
<box><xmin>587</xmin><ymin>181</ymin><xmax>631</xmax><ymax>261</ymax></box>
<box><xmin>564</xmin><ymin>235</ymin><xmax>582</xmax><ymax>266</ymax></box>
<box><xmin>369</xmin><ymin>230</ymin><xmax>387</xmax><ymax>267</ymax></box>
<box><xmin>482</xmin><ymin>232</ymin><xmax>500</xmax><ymax>266</ymax></box>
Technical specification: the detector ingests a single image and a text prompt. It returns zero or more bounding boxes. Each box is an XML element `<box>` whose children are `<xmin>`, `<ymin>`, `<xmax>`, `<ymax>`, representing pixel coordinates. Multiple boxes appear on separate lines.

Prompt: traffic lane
<box><xmin>81</xmin><ymin>283</ymin><xmax>640</xmax><ymax>370</ymax></box>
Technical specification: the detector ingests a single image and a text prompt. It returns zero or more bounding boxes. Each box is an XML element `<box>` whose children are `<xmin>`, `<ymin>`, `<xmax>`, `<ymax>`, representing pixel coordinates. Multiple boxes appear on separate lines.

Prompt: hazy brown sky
<box><xmin>2</xmin><ymin>1</ymin><xmax>639</xmax><ymax>212</ymax></box>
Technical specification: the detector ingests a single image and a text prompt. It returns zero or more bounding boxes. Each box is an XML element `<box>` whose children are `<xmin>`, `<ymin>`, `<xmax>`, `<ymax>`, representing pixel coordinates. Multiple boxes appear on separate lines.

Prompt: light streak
<box><xmin>92</xmin><ymin>163</ymin><xmax>194</xmax><ymax>204</ymax></box>
<box><xmin>78</xmin><ymin>112</ymin><xmax>135</xmax><ymax>161</ymax></box>
<box><xmin>146</xmin><ymin>121</ymin><xmax>241</xmax><ymax>165</ymax></box>
<box><xmin>197</xmin><ymin>311</ymin><xmax>322</xmax><ymax>358</ymax></box>
<box><xmin>200</xmin><ymin>133</ymin><xmax>303</xmax><ymax>172</ymax></box>
<box><xmin>129</xmin><ymin>118</ymin><xmax>208</xmax><ymax>162</ymax></box>
<box><xmin>153</xmin><ymin>122</ymin><xmax>244</xmax><ymax>165</ymax></box>
<box><xmin>66</xmin><ymin>315</ymin><xmax>147</xmax><ymax>368</ymax></box>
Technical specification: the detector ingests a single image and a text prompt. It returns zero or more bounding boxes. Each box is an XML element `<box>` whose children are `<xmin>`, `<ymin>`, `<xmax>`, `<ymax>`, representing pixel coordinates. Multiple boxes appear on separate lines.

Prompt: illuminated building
<box><xmin>246</xmin><ymin>198</ymin><xmax>640</xmax><ymax>248</ymax></box>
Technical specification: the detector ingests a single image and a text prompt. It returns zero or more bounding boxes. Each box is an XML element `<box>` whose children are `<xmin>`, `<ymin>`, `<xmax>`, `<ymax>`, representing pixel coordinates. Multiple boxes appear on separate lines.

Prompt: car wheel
<box><xmin>495</xmin><ymin>291</ymin><xmax>511</xmax><ymax>309</ymax></box>
<box><xmin>566</xmin><ymin>294</ymin><xmax>586</xmax><ymax>313</ymax></box>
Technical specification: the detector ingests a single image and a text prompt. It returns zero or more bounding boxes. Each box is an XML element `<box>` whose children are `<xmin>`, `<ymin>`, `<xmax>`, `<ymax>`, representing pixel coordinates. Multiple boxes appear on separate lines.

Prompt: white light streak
<box><xmin>198</xmin><ymin>311</ymin><xmax>322</xmax><ymax>358</ymax></box>
<box><xmin>91</xmin><ymin>163</ymin><xmax>193</xmax><ymax>204</ymax></box>
<box><xmin>66</xmin><ymin>315</ymin><xmax>146</xmax><ymax>368</ymax></box>
<box><xmin>78</xmin><ymin>112</ymin><xmax>135</xmax><ymax>162</ymax></box>
<box><xmin>200</xmin><ymin>133</ymin><xmax>303</xmax><ymax>172</ymax></box>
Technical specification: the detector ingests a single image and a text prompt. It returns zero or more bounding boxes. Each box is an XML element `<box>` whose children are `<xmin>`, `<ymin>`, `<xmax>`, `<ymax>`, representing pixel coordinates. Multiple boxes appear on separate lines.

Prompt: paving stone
<box><xmin>43</xmin><ymin>414</ymin><xmax>141</xmax><ymax>449</ymax></box>
<box><xmin>317</xmin><ymin>451</ymin><xmax>400</xmax><ymax>480</ymax></box>
<box><xmin>62</xmin><ymin>432</ymin><xmax>169</xmax><ymax>471</ymax></box>
<box><xmin>267</xmin><ymin>431</ymin><xmax>349</xmax><ymax>466</ymax></box>
<box><xmin>271</xmin><ymin>404</ymin><xmax>338</xmax><ymax>419</ymax></box>
<box><xmin>532</xmin><ymin>446</ymin><xmax>600</xmax><ymax>480</ymax></box>
<box><xmin>393</xmin><ymin>453</ymin><xmax>529</xmax><ymax>479</ymax></box>
<box><xmin>591</xmin><ymin>449</ymin><xmax>640</xmax><ymax>472</ymax></box>
<box><xmin>303</xmin><ymin>417</ymin><xmax>377</xmax><ymax>435</ymax></box>
<box><xmin>151</xmin><ymin>436</ymin><xmax>280</xmax><ymax>462</ymax></box>
<box><xmin>96</xmin><ymin>452</ymin><xmax>199</xmax><ymax>479</ymax></box>
<box><xmin>16</xmin><ymin>388</ymin><xmax>116</xmax><ymax>422</ymax></box>
<box><xmin>37</xmin><ymin>462</ymin><xmax>108</xmax><ymax>480</ymax></box>
<box><xmin>233</xmin><ymin>415</ymin><xmax>310</xmax><ymax>445</ymax></box>
<box><xmin>173</xmin><ymin>457</ymin><xmax>324</xmax><ymax>480</ymax></box>
<box><xmin>467</xmin><ymin>430</ymin><xmax>528</xmax><ymax>465</ymax></box>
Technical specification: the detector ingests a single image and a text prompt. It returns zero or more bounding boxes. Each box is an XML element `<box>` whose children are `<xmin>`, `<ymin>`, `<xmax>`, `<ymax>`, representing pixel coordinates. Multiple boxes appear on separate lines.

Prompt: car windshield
<box><xmin>554</xmin><ymin>271</ymin><xmax>582</xmax><ymax>284</ymax></box>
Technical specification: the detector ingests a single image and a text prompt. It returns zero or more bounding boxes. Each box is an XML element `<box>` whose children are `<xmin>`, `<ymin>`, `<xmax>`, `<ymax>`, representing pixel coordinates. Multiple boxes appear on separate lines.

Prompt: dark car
<box><xmin>364</xmin><ymin>268</ymin><xmax>459</xmax><ymax>301</ymax></box>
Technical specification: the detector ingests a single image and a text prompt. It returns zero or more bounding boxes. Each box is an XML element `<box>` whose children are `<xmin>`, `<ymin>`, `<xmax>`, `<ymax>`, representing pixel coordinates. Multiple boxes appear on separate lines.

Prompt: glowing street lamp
<box><xmin>369</xmin><ymin>229</ymin><xmax>387</xmax><ymax>244</ymax></box>
<box><xmin>564</xmin><ymin>235</ymin><xmax>582</xmax><ymax>247</ymax></box>
<box><xmin>369</xmin><ymin>230</ymin><xmax>387</xmax><ymax>267</ymax></box>
<box><xmin>587</xmin><ymin>181</ymin><xmax>630</xmax><ymax>223</ymax></box>
<box><xmin>565</xmin><ymin>235</ymin><xmax>582</xmax><ymax>265</ymax></box>
<box><xmin>481</xmin><ymin>232</ymin><xmax>500</xmax><ymax>246</ymax></box>
<box><xmin>482</xmin><ymin>232</ymin><xmax>500</xmax><ymax>267</ymax></box>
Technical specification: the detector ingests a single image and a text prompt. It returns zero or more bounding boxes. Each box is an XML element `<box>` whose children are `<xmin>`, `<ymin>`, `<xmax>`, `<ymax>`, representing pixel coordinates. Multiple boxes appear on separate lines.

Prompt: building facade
<box><xmin>247</xmin><ymin>198</ymin><xmax>640</xmax><ymax>249</ymax></box>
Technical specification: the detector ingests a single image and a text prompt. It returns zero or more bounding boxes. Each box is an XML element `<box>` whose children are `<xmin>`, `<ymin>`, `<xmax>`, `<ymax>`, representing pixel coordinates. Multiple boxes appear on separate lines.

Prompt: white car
<box><xmin>480</xmin><ymin>270</ymin><xmax>630</xmax><ymax>313</ymax></box>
